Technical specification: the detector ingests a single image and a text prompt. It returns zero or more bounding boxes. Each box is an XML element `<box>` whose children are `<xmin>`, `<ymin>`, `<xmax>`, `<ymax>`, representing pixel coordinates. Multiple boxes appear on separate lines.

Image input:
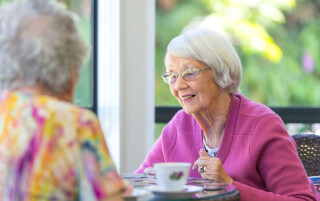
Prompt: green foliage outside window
<box><xmin>155</xmin><ymin>0</ymin><xmax>320</xmax><ymax>107</ymax></box>
<box><xmin>155</xmin><ymin>0</ymin><xmax>320</xmax><ymax>137</ymax></box>
<box><xmin>64</xmin><ymin>0</ymin><xmax>92</xmax><ymax>107</ymax></box>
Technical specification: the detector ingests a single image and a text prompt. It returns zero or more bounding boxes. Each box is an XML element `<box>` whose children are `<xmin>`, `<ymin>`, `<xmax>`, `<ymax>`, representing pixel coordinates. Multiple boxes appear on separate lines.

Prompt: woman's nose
<box><xmin>174</xmin><ymin>75</ymin><xmax>188</xmax><ymax>90</ymax></box>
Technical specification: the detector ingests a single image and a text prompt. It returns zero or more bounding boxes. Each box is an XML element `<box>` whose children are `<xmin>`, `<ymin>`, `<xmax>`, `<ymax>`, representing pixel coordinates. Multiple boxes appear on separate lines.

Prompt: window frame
<box><xmin>95</xmin><ymin>0</ymin><xmax>155</xmax><ymax>172</ymax></box>
<box><xmin>85</xmin><ymin>0</ymin><xmax>98</xmax><ymax>113</ymax></box>
<box><xmin>90</xmin><ymin>0</ymin><xmax>319</xmax><ymax>124</ymax></box>
<box><xmin>155</xmin><ymin>106</ymin><xmax>320</xmax><ymax>124</ymax></box>
<box><xmin>90</xmin><ymin>0</ymin><xmax>318</xmax><ymax>171</ymax></box>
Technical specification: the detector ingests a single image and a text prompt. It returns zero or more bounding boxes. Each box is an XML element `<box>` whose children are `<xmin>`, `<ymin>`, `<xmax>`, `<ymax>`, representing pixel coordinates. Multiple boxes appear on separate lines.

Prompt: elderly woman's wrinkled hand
<box><xmin>192</xmin><ymin>149</ymin><xmax>233</xmax><ymax>184</ymax></box>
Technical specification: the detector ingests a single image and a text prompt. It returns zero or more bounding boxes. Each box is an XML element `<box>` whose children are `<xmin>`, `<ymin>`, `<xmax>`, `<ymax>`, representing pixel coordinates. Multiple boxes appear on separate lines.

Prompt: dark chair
<box><xmin>292</xmin><ymin>134</ymin><xmax>320</xmax><ymax>176</ymax></box>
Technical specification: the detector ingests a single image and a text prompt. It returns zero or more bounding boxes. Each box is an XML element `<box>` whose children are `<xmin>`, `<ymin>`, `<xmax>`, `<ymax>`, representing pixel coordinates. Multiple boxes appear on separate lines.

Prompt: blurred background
<box><xmin>1</xmin><ymin>0</ymin><xmax>319</xmax><ymax>142</ymax></box>
<box><xmin>154</xmin><ymin>0</ymin><xmax>320</xmax><ymax>138</ymax></box>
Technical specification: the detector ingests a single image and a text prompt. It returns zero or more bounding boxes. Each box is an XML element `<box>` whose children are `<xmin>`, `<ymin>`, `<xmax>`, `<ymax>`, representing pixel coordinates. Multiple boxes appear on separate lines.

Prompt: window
<box><xmin>155</xmin><ymin>0</ymin><xmax>320</xmax><ymax>138</ymax></box>
<box><xmin>96</xmin><ymin>0</ymin><xmax>155</xmax><ymax>172</ymax></box>
<box><xmin>66</xmin><ymin>0</ymin><xmax>97</xmax><ymax>112</ymax></box>
<box><xmin>0</xmin><ymin>0</ymin><xmax>97</xmax><ymax>111</ymax></box>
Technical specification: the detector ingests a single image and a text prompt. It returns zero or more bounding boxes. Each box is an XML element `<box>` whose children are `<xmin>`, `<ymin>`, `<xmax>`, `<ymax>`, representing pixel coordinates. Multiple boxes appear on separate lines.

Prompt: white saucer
<box><xmin>120</xmin><ymin>173</ymin><xmax>148</xmax><ymax>178</ymax></box>
<box><xmin>123</xmin><ymin>188</ymin><xmax>152</xmax><ymax>199</ymax></box>
<box><xmin>147</xmin><ymin>185</ymin><xmax>203</xmax><ymax>198</ymax></box>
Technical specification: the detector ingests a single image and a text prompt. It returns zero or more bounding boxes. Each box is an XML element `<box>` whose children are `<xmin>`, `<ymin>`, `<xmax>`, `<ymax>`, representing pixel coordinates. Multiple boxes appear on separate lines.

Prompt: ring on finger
<box><xmin>200</xmin><ymin>165</ymin><xmax>207</xmax><ymax>173</ymax></box>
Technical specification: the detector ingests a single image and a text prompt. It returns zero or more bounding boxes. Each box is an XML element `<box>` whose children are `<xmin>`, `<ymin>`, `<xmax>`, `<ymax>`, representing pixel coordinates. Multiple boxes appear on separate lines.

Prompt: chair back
<box><xmin>292</xmin><ymin>134</ymin><xmax>320</xmax><ymax>176</ymax></box>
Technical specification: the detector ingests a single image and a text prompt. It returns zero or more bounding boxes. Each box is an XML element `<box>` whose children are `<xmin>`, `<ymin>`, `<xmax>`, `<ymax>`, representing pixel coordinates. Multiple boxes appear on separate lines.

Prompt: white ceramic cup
<box><xmin>154</xmin><ymin>162</ymin><xmax>191</xmax><ymax>191</ymax></box>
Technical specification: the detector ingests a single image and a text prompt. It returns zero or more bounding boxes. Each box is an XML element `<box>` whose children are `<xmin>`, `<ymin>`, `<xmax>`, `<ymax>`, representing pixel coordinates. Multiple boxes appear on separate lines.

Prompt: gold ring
<box><xmin>200</xmin><ymin>165</ymin><xmax>207</xmax><ymax>173</ymax></box>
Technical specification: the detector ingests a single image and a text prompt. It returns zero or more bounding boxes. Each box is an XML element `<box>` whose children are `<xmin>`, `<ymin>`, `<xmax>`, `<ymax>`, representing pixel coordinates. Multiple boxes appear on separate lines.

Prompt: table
<box><xmin>121</xmin><ymin>173</ymin><xmax>240</xmax><ymax>201</ymax></box>
<box><xmin>309</xmin><ymin>176</ymin><xmax>320</xmax><ymax>193</ymax></box>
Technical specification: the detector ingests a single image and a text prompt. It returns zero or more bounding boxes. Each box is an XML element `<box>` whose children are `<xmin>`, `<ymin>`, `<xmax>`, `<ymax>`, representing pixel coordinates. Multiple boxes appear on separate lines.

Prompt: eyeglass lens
<box><xmin>163</xmin><ymin>67</ymin><xmax>201</xmax><ymax>84</ymax></box>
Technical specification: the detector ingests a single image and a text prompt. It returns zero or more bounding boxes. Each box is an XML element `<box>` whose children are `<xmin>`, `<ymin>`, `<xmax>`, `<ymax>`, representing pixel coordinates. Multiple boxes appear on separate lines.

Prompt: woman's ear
<box><xmin>69</xmin><ymin>67</ymin><xmax>79</xmax><ymax>101</ymax></box>
<box><xmin>58</xmin><ymin>67</ymin><xmax>78</xmax><ymax>103</ymax></box>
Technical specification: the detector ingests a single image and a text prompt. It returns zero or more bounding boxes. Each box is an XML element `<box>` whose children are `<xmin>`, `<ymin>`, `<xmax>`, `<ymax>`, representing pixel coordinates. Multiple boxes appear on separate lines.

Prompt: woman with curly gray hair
<box><xmin>0</xmin><ymin>0</ymin><xmax>126</xmax><ymax>200</ymax></box>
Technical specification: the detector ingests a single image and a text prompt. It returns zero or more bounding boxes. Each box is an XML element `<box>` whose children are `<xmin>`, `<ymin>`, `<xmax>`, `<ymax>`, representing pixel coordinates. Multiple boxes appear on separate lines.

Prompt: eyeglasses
<box><xmin>162</xmin><ymin>66</ymin><xmax>210</xmax><ymax>84</ymax></box>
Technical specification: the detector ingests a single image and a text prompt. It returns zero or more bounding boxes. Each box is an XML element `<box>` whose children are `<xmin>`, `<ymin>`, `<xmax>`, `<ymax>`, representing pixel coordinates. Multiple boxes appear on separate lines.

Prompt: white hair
<box><xmin>165</xmin><ymin>28</ymin><xmax>242</xmax><ymax>95</ymax></box>
<box><xmin>0</xmin><ymin>0</ymin><xmax>88</xmax><ymax>94</ymax></box>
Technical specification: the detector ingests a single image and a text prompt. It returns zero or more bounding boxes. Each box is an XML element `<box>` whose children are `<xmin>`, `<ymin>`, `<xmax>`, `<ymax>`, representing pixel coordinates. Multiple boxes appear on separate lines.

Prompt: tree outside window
<box><xmin>155</xmin><ymin>0</ymin><xmax>320</xmax><ymax>138</ymax></box>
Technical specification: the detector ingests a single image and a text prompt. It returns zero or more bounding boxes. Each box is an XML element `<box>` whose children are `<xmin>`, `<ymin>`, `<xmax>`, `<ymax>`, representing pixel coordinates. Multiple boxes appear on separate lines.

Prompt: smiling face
<box><xmin>166</xmin><ymin>54</ymin><xmax>227</xmax><ymax>115</ymax></box>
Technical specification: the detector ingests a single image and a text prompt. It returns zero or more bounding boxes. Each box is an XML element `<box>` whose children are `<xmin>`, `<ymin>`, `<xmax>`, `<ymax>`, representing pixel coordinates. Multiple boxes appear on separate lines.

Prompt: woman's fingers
<box><xmin>192</xmin><ymin>161</ymin><xmax>198</xmax><ymax>170</ymax></box>
<box><xmin>143</xmin><ymin>167</ymin><xmax>155</xmax><ymax>175</ymax></box>
<box><xmin>199</xmin><ymin>148</ymin><xmax>209</xmax><ymax>157</ymax></box>
<box><xmin>193</xmin><ymin>149</ymin><xmax>233</xmax><ymax>184</ymax></box>
<box><xmin>192</xmin><ymin>154</ymin><xmax>211</xmax><ymax>170</ymax></box>
<box><xmin>196</xmin><ymin>157</ymin><xmax>233</xmax><ymax>184</ymax></box>
<box><xmin>193</xmin><ymin>157</ymin><xmax>215</xmax><ymax>175</ymax></box>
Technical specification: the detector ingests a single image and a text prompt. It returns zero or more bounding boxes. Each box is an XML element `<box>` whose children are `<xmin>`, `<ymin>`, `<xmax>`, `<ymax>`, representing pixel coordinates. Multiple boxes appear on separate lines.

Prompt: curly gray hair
<box><xmin>0</xmin><ymin>0</ymin><xmax>88</xmax><ymax>94</ymax></box>
<box><xmin>165</xmin><ymin>28</ymin><xmax>242</xmax><ymax>95</ymax></box>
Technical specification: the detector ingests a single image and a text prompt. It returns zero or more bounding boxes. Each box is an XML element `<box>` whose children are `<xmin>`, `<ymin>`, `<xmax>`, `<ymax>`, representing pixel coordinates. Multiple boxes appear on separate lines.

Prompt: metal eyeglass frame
<box><xmin>162</xmin><ymin>66</ymin><xmax>210</xmax><ymax>84</ymax></box>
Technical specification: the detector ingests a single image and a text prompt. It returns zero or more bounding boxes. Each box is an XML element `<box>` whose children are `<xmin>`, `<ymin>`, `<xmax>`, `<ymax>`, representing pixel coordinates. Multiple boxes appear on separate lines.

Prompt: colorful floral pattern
<box><xmin>0</xmin><ymin>91</ymin><xmax>124</xmax><ymax>201</ymax></box>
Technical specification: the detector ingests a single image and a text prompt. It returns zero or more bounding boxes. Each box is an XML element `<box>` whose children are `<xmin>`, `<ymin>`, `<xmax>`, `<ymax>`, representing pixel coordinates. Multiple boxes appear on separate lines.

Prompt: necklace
<box><xmin>203</xmin><ymin>137</ymin><xmax>219</xmax><ymax>157</ymax></box>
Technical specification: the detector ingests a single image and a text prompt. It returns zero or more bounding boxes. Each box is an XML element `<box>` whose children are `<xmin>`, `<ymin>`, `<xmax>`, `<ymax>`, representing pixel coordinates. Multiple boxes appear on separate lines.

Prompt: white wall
<box><xmin>97</xmin><ymin>0</ymin><xmax>155</xmax><ymax>173</ymax></box>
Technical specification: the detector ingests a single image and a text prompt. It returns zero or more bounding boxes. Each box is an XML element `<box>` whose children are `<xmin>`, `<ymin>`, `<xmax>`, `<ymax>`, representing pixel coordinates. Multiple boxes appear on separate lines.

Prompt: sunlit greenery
<box><xmin>155</xmin><ymin>0</ymin><xmax>320</xmax><ymax>107</ymax></box>
<box><xmin>73</xmin><ymin>6</ymin><xmax>92</xmax><ymax>107</ymax></box>
<box><xmin>155</xmin><ymin>0</ymin><xmax>320</xmax><ymax>137</ymax></box>
<box><xmin>66</xmin><ymin>0</ymin><xmax>92</xmax><ymax>107</ymax></box>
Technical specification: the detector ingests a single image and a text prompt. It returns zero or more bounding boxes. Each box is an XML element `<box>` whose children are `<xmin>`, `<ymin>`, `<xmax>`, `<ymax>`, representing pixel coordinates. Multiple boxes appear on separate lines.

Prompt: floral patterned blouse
<box><xmin>0</xmin><ymin>91</ymin><xmax>125</xmax><ymax>201</ymax></box>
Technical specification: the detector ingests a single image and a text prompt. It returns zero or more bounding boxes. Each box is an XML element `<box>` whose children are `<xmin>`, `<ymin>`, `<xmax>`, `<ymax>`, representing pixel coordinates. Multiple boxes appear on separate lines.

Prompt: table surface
<box><xmin>121</xmin><ymin>173</ymin><xmax>240</xmax><ymax>201</ymax></box>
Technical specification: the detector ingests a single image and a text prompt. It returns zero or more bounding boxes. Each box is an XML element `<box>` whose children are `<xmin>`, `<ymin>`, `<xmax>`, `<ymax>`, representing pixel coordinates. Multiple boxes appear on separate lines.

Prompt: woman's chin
<box><xmin>182</xmin><ymin>107</ymin><xmax>197</xmax><ymax>115</ymax></box>
<box><xmin>184</xmin><ymin>110</ymin><xmax>192</xmax><ymax>114</ymax></box>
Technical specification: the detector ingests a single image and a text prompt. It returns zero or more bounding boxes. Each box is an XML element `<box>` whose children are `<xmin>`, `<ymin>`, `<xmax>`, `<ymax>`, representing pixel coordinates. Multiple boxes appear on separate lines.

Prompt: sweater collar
<box><xmin>215</xmin><ymin>94</ymin><xmax>241</xmax><ymax>163</ymax></box>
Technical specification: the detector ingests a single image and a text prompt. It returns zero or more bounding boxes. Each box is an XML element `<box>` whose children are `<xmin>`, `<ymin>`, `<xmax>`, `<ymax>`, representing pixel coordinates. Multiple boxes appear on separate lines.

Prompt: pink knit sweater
<box><xmin>136</xmin><ymin>94</ymin><xmax>320</xmax><ymax>201</ymax></box>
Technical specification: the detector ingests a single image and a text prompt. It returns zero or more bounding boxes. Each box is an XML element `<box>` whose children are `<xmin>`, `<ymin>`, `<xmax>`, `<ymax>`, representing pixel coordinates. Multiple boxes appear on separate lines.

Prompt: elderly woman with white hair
<box><xmin>0</xmin><ymin>0</ymin><xmax>126</xmax><ymax>200</ymax></box>
<box><xmin>136</xmin><ymin>28</ymin><xmax>320</xmax><ymax>200</ymax></box>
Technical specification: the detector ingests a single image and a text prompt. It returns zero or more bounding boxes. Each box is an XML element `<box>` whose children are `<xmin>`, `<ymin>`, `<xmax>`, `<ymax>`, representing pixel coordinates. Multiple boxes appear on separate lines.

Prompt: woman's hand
<box><xmin>192</xmin><ymin>149</ymin><xmax>233</xmax><ymax>184</ymax></box>
<box><xmin>143</xmin><ymin>167</ymin><xmax>155</xmax><ymax>175</ymax></box>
